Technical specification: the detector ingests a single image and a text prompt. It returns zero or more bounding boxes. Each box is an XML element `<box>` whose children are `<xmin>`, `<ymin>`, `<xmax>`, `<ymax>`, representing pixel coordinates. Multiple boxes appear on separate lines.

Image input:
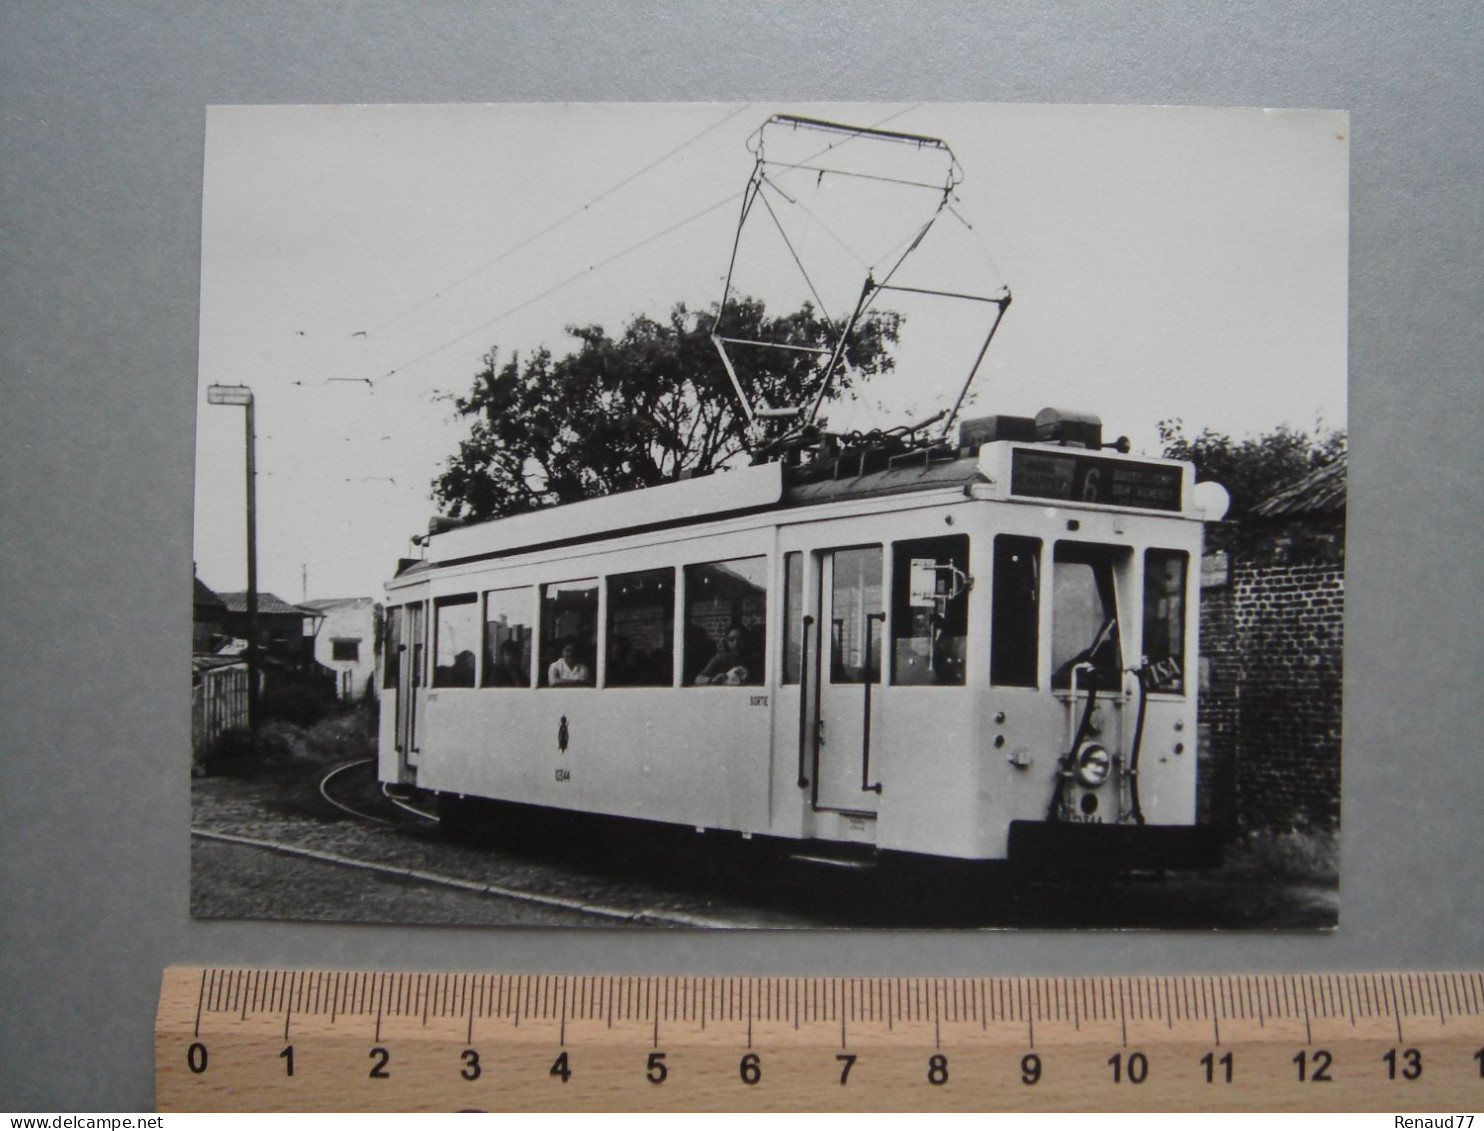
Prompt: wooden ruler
<box><xmin>157</xmin><ymin>967</ymin><xmax>1484</xmax><ymax>1111</ymax></box>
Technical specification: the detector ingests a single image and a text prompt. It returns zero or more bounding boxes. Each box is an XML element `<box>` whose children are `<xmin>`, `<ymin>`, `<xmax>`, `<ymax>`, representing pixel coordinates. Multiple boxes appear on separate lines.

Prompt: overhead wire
<box><xmin>378</xmin><ymin>190</ymin><xmax>746</xmax><ymax>383</ymax></box>
<box><xmin>359</xmin><ymin>103</ymin><xmax>753</xmax><ymax>342</ymax></box>
<box><xmin>378</xmin><ymin>104</ymin><xmax>935</xmax><ymax>389</ymax></box>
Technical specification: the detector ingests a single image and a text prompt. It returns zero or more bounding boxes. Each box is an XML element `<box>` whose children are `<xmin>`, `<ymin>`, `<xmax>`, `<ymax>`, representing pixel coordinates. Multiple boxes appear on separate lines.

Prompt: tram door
<box><xmin>392</xmin><ymin>602</ymin><xmax>426</xmax><ymax>774</ymax></box>
<box><xmin>813</xmin><ymin>546</ymin><xmax>884</xmax><ymax>815</ymax></box>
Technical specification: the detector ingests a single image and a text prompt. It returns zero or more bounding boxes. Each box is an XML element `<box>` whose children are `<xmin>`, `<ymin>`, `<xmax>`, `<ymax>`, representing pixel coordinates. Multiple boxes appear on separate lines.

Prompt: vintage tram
<box><xmin>379</xmin><ymin>409</ymin><xmax>1229</xmax><ymax>871</ymax></box>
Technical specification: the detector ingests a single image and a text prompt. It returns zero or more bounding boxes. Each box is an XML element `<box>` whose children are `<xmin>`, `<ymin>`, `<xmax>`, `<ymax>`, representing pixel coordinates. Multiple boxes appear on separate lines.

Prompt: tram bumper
<box><xmin>1007</xmin><ymin>820</ymin><xmax>1223</xmax><ymax>873</ymax></box>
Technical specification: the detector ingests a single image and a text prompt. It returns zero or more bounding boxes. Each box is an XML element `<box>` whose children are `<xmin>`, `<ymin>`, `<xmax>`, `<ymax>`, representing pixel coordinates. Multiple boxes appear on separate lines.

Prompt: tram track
<box><xmin>318</xmin><ymin>757</ymin><xmax>439</xmax><ymax>829</ymax></box>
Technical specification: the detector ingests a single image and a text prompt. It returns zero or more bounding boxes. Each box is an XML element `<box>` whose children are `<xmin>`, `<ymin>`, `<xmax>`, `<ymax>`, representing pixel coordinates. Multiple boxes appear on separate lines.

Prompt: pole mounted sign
<box><xmin>207</xmin><ymin>384</ymin><xmax>254</xmax><ymax>406</ymax></box>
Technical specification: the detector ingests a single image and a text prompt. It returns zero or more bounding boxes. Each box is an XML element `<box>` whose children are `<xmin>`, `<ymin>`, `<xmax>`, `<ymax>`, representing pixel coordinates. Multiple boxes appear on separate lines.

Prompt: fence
<box><xmin>192</xmin><ymin>662</ymin><xmax>249</xmax><ymax>762</ymax></box>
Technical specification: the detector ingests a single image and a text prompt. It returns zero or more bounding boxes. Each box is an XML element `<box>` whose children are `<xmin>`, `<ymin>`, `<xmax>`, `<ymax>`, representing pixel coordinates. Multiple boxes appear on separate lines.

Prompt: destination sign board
<box><xmin>1010</xmin><ymin>448</ymin><xmax>1183</xmax><ymax>511</ymax></box>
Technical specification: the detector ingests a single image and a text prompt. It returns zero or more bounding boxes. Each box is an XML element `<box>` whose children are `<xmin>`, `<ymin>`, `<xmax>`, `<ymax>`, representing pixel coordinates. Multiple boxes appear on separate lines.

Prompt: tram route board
<box><xmin>157</xmin><ymin>967</ymin><xmax>1484</xmax><ymax>1111</ymax></box>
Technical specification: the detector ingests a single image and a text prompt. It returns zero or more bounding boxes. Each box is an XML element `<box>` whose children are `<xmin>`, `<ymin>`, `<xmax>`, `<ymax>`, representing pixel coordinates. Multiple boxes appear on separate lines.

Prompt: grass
<box><xmin>203</xmin><ymin>701</ymin><xmax>379</xmax><ymax>777</ymax></box>
<box><xmin>1221</xmin><ymin>825</ymin><xmax>1339</xmax><ymax>884</ymax></box>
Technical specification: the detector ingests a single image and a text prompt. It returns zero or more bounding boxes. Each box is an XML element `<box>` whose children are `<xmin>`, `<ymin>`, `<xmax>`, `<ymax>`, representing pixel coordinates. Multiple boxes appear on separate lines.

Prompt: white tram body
<box><xmin>380</xmin><ymin>416</ymin><xmax>1225</xmax><ymax>869</ymax></box>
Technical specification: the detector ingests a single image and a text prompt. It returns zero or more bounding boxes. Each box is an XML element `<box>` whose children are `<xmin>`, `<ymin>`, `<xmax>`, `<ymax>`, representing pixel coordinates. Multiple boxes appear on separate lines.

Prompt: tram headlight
<box><xmin>1074</xmin><ymin>743</ymin><xmax>1111</xmax><ymax>788</ymax></box>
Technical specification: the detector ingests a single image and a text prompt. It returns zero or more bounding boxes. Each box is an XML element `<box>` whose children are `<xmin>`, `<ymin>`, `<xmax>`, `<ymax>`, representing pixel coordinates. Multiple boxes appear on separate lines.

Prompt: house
<box><xmin>1198</xmin><ymin>453</ymin><xmax>1345</xmax><ymax>831</ymax></box>
<box><xmin>215</xmin><ymin>590</ymin><xmax>324</xmax><ymax>672</ymax></box>
<box><xmin>193</xmin><ymin>572</ymin><xmax>230</xmax><ymax>653</ymax></box>
<box><xmin>302</xmin><ymin>596</ymin><xmax>381</xmax><ymax>702</ymax></box>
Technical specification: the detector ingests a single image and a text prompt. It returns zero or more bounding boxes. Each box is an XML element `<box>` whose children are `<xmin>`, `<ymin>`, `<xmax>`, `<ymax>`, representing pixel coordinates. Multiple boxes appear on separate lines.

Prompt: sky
<box><xmin>194</xmin><ymin>102</ymin><xmax>1348</xmax><ymax>602</ymax></box>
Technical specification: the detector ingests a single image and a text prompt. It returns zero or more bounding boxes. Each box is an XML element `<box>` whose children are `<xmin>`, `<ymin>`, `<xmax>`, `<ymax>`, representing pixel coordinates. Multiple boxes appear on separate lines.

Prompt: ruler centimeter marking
<box><xmin>157</xmin><ymin>968</ymin><xmax>1484</xmax><ymax>1112</ymax></box>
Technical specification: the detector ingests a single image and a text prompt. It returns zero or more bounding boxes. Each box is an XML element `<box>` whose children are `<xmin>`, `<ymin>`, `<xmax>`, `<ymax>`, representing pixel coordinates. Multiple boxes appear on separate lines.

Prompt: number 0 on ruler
<box><xmin>157</xmin><ymin>968</ymin><xmax>1484</xmax><ymax>1112</ymax></box>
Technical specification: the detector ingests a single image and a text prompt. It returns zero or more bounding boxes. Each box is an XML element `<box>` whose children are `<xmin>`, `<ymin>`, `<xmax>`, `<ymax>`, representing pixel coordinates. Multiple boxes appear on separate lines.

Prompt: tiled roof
<box><xmin>192</xmin><ymin>653</ymin><xmax>247</xmax><ymax>673</ymax></box>
<box><xmin>217</xmin><ymin>591</ymin><xmax>320</xmax><ymax>616</ymax></box>
<box><xmin>193</xmin><ymin>576</ymin><xmax>226</xmax><ymax>609</ymax></box>
<box><xmin>1251</xmin><ymin>452</ymin><xmax>1347</xmax><ymax>519</ymax></box>
<box><xmin>301</xmin><ymin>596</ymin><xmax>376</xmax><ymax>612</ymax></box>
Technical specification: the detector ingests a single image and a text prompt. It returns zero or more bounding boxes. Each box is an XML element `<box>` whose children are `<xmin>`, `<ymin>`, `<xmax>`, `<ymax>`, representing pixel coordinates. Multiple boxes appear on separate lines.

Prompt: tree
<box><xmin>434</xmin><ymin>297</ymin><xmax>901</xmax><ymax>520</ymax></box>
<box><xmin>1158</xmin><ymin>418</ymin><xmax>1346</xmax><ymax>521</ymax></box>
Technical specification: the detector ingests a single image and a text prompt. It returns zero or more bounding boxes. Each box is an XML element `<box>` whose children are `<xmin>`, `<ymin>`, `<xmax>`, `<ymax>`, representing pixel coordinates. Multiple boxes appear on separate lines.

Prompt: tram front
<box><xmin>973</xmin><ymin>414</ymin><xmax>1229</xmax><ymax>873</ymax></box>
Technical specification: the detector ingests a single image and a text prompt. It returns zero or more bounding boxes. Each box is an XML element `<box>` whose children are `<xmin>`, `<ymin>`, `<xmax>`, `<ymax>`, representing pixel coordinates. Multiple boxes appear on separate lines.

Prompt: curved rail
<box><xmin>383</xmin><ymin>784</ymin><xmax>440</xmax><ymax>823</ymax></box>
<box><xmin>319</xmin><ymin>758</ymin><xmax>437</xmax><ymax>829</ymax></box>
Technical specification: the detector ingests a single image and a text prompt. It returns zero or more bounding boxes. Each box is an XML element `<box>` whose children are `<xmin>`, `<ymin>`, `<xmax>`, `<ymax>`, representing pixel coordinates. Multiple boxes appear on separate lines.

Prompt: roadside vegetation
<box><xmin>1220</xmin><ymin>826</ymin><xmax>1339</xmax><ymax>885</ymax></box>
<box><xmin>203</xmin><ymin>697</ymin><xmax>377</xmax><ymax>778</ymax></box>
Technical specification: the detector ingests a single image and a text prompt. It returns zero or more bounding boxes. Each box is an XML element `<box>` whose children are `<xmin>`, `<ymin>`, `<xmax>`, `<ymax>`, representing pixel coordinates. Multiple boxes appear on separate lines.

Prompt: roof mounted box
<box><xmin>1035</xmin><ymin>407</ymin><xmax>1103</xmax><ymax>449</ymax></box>
<box><xmin>959</xmin><ymin>414</ymin><xmax>1036</xmax><ymax>449</ymax></box>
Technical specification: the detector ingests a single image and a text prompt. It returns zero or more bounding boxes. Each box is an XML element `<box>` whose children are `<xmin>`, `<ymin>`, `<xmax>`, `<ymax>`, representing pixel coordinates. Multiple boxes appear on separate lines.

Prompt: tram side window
<box><xmin>685</xmin><ymin>556</ymin><xmax>767</xmax><ymax>686</ymax></box>
<box><xmin>382</xmin><ymin>606</ymin><xmax>401</xmax><ymax>689</ymax></box>
<box><xmin>482</xmin><ymin>586</ymin><xmax>533</xmax><ymax>688</ymax></box>
<box><xmin>781</xmin><ymin>552</ymin><xmax>803</xmax><ymax>684</ymax></box>
<box><xmin>433</xmin><ymin>594</ymin><xmax>479</xmax><ymax>688</ymax></box>
<box><xmin>991</xmin><ymin>536</ymin><xmax>1040</xmax><ymax>687</ymax></box>
<box><xmin>1142</xmin><ymin>549</ymin><xmax>1188</xmax><ymax>693</ymax></box>
<box><xmin>1050</xmin><ymin>543</ymin><xmax>1126</xmax><ymax>691</ymax></box>
<box><xmin>606</xmin><ymin>568</ymin><xmax>675</xmax><ymax>687</ymax></box>
<box><xmin>540</xmin><ymin>580</ymin><xmax>598</xmax><ymax>687</ymax></box>
<box><xmin>891</xmin><ymin>535</ymin><xmax>969</xmax><ymax>686</ymax></box>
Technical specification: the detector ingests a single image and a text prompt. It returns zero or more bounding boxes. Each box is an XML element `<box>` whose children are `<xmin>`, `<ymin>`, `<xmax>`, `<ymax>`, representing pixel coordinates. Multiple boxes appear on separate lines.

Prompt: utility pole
<box><xmin>207</xmin><ymin>384</ymin><xmax>260</xmax><ymax>750</ymax></box>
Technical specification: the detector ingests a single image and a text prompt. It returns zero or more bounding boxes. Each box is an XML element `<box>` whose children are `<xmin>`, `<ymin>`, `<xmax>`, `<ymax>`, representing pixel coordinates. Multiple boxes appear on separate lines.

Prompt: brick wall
<box><xmin>1199</xmin><ymin>522</ymin><xmax>1344</xmax><ymax>831</ymax></box>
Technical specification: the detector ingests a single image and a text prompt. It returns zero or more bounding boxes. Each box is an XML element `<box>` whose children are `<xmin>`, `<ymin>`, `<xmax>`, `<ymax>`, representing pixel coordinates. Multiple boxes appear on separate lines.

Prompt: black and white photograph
<box><xmin>190</xmin><ymin>101</ymin><xmax>1348</xmax><ymax>929</ymax></box>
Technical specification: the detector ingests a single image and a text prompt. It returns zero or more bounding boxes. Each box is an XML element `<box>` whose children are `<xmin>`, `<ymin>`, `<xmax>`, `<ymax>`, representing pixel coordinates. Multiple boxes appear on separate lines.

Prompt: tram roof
<box><xmin>419</xmin><ymin>450</ymin><xmax>991</xmax><ymax>569</ymax></box>
<box><xmin>782</xmin><ymin>454</ymin><xmax>986</xmax><ymax>506</ymax></box>
<box><xmin>425</xmin><ymin>460</ymin><xmax>788</xmax><ymax>567</ymax></box>
<box><xmin>411</xmin><ymin>440</ymin><xmax>1201</xmax><ymax>573</ymax></box>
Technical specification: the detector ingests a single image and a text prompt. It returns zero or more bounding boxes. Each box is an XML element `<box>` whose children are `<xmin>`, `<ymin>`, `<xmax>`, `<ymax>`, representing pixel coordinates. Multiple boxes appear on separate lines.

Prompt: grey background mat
<box><xmin>1</xmin><ymin>2</ymin><xmax>1480</xmax><ymax>1111</ymax></box>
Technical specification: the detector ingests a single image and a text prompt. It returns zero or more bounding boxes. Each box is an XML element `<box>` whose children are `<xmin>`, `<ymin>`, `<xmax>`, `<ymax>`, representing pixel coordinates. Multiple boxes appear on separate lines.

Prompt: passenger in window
<box><xmin>487</xmin><ymin>640</ymin><xmax>526</xmax><ymax>687</ymax></box>
<box><xmin>449</xmin><ymin>650</ymin><xmax>476</xmax><ymax>687</ymax></box>
<box><xmin>694</xmin><ymin>623</ymin><xmax>759</xmax><ymax>686</ymax></box>
<box><xmin>546</xmin><ymin>638</ymin><xmax>592</xmax><ymax>687</ymax></box>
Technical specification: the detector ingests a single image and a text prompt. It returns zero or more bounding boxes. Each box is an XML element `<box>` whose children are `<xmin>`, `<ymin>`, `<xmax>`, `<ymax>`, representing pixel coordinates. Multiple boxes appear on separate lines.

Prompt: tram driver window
<box><xmin>991</xmin><ymin>536</ymin><xmax>1040</xmax><ymax>687</ymax></box>
<box><xmin>432</xmin><ymin>594</ymin><xmax>479</xmax><ymax>688</ymax></box>
<box><xmin>685</xmin><ymin>557</ymin><xmax>766</xmax><ymax>686</ymax></box>
<box><xmin>1142</xmin><ymin>549</ymin><xmax>1188</xmax><ymax>693</ymax></box>
<box><xmin>606</xmin><ymin>568</ymin><xmax>674</xmax><ymax>687</ymax></box>
<box><xmin>481</xmin><ymin>586</ymin><xmax>532</xmax><ymax>688</ymax></box>
<box><xmin>891</xmin><ymin>535</ymin><xmax>968</xmax><ymax>686</ymax></box>
<box><xmin>539</xmin><ymin>580</ymin><xmax>597</xmax><ymax>687</ymax></box>
<box><xmin>1050</xmin><ymin>543</ymin><xmax>1127</xmax><ymax>691</ymax></box>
